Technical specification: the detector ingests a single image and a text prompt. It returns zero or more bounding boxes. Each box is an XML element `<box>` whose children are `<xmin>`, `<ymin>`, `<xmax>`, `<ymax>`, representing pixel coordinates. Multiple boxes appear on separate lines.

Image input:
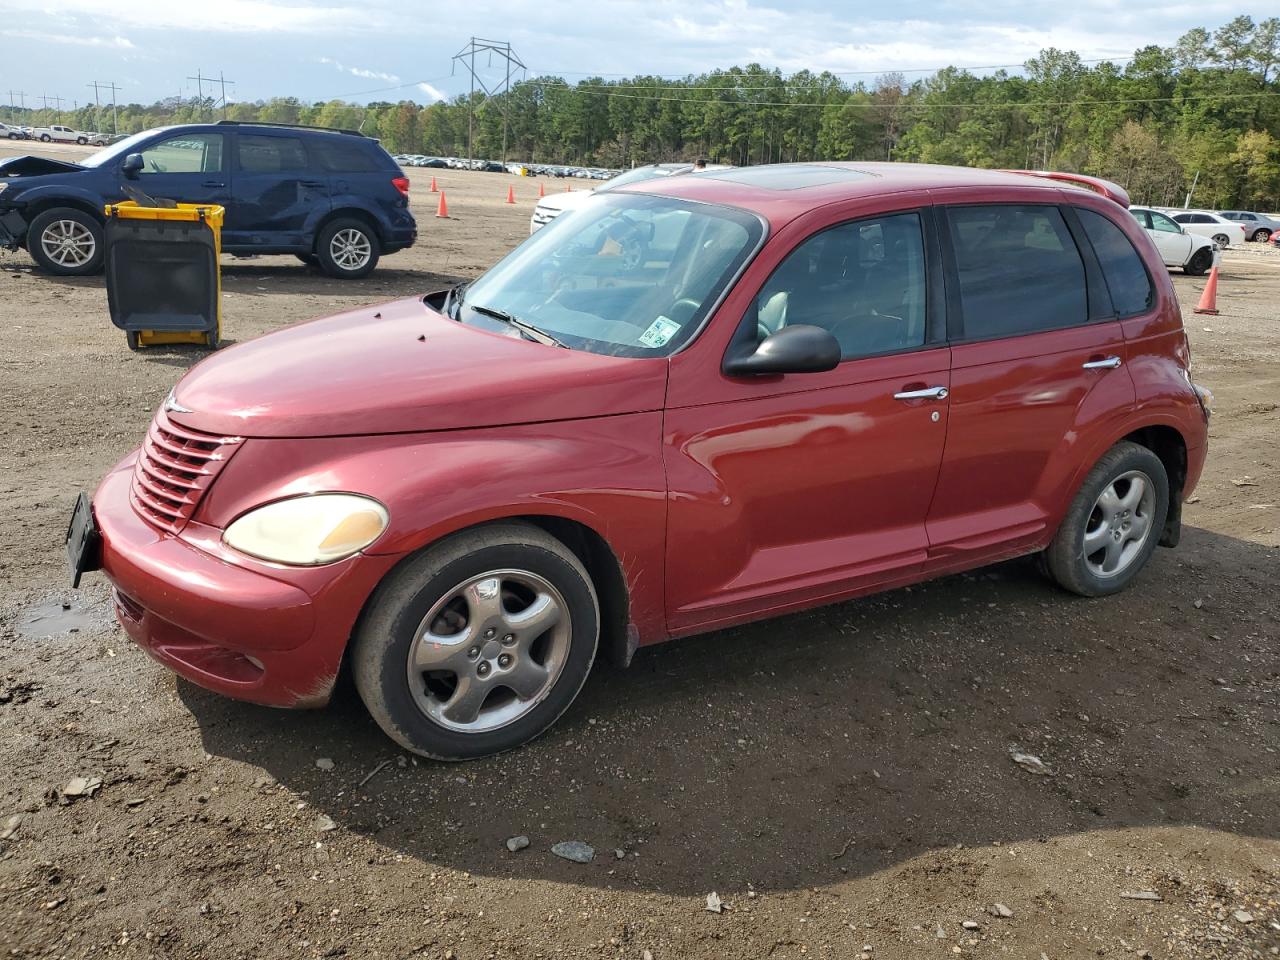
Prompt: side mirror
<box><xmin>121</xmin><ymin>153</ymin><xmax>144</xmax><ymax>179</ymax></box>
<box><xmin>722</xmin><ymin>324</ymin><xmax>841</xmax><ymax>377</ymax></box>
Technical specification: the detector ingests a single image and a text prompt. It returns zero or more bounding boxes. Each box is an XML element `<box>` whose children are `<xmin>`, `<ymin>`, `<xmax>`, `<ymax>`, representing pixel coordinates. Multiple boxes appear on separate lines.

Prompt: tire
<box><xmin>39</xmin><ymin>134</ymin><xmax>51</xmax><ymax>142</ymax></box>
<box><xmin>76</xmin><ymin>137</ymin><xmax>87</xmax><ymax>145</ymax></box>
<box><xmin>27</xmin><ymin>207</ymin><xmax>104</xmax><ymax>276</ymax></box>
<box><xmin>314</xmin><ymin>218</ymin><xmax>380</xmax><ymax>279</ymax></box>
<box><xmin>1212</xmin><ymin>233</ymin><xmax>1229</xmax><ymax>247</ymax></box>
<box><xmin>1251</xmin><ymin>228</ymin><xmax>1271</xmax><ymax>243</ymax></box>
<box><xmin>353</xmin><ymin>522</ymin><xmax>600</xmax><ymax>760</ymax></box>
<box><xmin>1044</xmin><ymin>441</ymin><xmax>1169</xmax><ymax>598</ymax></box>
<box><xmin>1184</xmin><ymin>247</ymin><xmax>1213</xmax><ymax>276</ymax></box>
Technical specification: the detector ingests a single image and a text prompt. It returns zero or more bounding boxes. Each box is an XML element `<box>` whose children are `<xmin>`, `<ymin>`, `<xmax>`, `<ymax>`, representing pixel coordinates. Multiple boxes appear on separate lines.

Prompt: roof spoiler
<box><xmin>1001</xmin><ymin>170</ymin><xmax>1130</xmax><ymax>209</ymax></box>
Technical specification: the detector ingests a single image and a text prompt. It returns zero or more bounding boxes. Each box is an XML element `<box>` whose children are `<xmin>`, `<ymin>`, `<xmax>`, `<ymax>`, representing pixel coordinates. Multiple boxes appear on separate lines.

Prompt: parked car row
<box><xmin>0</xmin><ymin>122</ymin><xmax>126</xmax><ymax>146</ymax></box>
<box><xmin>390</xmin><ymin>154</ymin><xmax>620</xmax><ymax>179</ymax></box>
<box><xmin>1146</xmin><ymin>207</ymin><xmax>1280</xmax><ymax>245</ymax></box>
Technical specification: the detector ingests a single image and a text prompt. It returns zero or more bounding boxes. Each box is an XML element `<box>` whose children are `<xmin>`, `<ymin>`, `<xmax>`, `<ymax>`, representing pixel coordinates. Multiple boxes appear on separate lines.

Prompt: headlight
<box><xmin>223</xmin><ymin>494</ymin><xmax>389</xmax><ymax>566</ymax></box>
<box><xmin>0</xmin><ymin>182</ymin><xmax>8</xmax><ymax>196</ymax></box>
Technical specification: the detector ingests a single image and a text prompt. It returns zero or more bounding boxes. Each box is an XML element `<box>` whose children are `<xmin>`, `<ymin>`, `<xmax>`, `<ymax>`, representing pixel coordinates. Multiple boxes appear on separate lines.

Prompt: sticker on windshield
<box><xmin>639</xmin><ymin>316</ymin><xmax>681</xmax><ymax>349</ymax></box>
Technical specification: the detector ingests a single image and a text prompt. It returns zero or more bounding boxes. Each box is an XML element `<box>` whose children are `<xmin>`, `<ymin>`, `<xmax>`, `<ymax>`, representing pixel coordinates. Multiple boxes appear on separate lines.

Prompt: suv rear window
<box><xmin>946</xmin><ymin>205</ymin><xmax>1087</xmax><ymax>339</ymax></box>
<box><xmin>311</xmin><ymin>138</ymin><xmax>383</xmax><ymax>173</ymax></box>
<box><xmin>238</xmin><ymin>135</ymin><xmax>307</xmax><ymax>173</ymax></box>
<box><xmin>1076</xmin><ymin>209</ymin><xmax>1154</xmax><ymax>317</ymax></box>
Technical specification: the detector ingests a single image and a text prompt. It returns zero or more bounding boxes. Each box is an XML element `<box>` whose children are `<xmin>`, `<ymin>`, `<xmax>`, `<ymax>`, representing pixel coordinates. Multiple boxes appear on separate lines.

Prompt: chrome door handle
<box><xmin>1082</xmin><ymin>356</ymin><xmax>1122</xmax><ymax>369</ymax></box>
<box><xmin>894</xmin><ymin>386</ymin><xmax>949</xmax><ymax>401</ymax></box>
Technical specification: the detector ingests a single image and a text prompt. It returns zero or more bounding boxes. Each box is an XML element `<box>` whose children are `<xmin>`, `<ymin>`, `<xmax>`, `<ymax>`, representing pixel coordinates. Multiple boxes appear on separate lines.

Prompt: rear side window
<box><xmin>238</xmin><ymin>135</ymin><xmax>307</xmax><ymax>174</ymax></box>
<box><xmin>311</xmin><ymin>138</ymin><xmax>383</xmax><ymax>173</ymax></box>
<box><xmin>946</xmin><ymin>205</ymin><xmax>1086</xmax><ymax>339</ymax></box>
<box><xmin>1076</xmin><ymin>209</ymin><xmax>1154</xmax><ymax>317</ymax></box>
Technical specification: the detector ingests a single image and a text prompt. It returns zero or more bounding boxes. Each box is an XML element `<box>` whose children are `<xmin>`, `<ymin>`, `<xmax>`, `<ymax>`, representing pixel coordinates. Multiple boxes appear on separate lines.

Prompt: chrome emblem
<box><xmin>163</xmin><ymin>390</ymin><xmax>192</xmax><ymax>414</ymax></box>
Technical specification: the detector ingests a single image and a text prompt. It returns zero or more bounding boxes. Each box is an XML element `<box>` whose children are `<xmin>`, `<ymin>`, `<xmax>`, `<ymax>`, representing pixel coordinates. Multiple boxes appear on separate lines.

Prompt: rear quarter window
<box><xmin>1075</xmin><ymin>208</ymin><xmax>1154</xmax><ymax>318</ymax></box>
<box><xmin>946</xmin><ymin>204</ymin><xmax>1087</xmax><ymax>339</ymax></box>
<box><xmin>310</xmin><ymin>138</ymin><xmax>385</xmax><ymax>173</ymax></box>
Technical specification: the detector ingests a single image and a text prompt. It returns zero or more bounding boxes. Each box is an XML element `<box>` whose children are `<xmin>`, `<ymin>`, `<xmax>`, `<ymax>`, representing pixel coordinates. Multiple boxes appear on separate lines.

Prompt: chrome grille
<box><xmin>129</xmin><ymin>409</ymin><xmax>243</xmax><ymax>534</ymax></box>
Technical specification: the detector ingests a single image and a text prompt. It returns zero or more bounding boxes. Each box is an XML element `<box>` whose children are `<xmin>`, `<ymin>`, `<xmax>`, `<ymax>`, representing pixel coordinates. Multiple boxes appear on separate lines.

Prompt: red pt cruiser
<box><xmin>69</xmin><ymin>163</ymin><xmax>1211</xmax><ymax>760</ymax></box>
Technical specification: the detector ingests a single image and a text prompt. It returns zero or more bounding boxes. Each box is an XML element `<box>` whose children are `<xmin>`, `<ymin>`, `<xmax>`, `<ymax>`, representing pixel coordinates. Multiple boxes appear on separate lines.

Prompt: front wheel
<box><xmin>353</xmin><ymin>523</ymin><xmax>600</xmax><ymax>760</ymax></box>
<box><xmin>1184</xmin><ymin>247</ymin><xmax>1213</xmax><ymax>276</ymax></box>
<box><xmin>27</xmin><ymin>207</ymin><xmax>104</xmax><ymax>276</ymax></box>
<box><xmin>315</xmin><ymin>218</ymin><xmax>380</xmax><ymax>279</ymax></box>
<box><xmin>1043</xmin><ymin>442</ymin><xmax>1169</xmax><ymax>597</ymax></box>
<box><xmin>76</xmin><ymin>137</ymin><xmax>87</xmax><ymax>145</ymax></box>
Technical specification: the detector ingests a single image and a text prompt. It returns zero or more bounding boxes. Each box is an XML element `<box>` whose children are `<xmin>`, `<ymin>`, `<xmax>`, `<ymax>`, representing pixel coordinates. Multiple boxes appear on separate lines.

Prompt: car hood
<box><xmin>535</xmin><ymin>190</ymin><xmax>595</xmax><ymax>214</ymax></box>
<box><xmin>168</xmin><ymin>296</ymin><xmax>668</xmax><ymax>438</ymax></box>
<box><xmin>0</xmin><ymin>155</ymin><xmax>86</xmax><ymax>177</ymax></box>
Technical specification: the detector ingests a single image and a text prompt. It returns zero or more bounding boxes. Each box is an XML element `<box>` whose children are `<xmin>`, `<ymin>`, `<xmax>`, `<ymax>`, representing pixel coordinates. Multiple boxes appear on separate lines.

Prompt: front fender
<box><xmin>194</xmin><ymin>414</ymin><xmax>669</xmax><ymax>644</ymax></box>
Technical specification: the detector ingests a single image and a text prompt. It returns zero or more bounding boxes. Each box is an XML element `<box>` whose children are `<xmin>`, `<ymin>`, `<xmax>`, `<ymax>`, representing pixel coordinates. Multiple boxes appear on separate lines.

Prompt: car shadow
<box><xmin>180</xmin><ymin>525</ymin><xmax>1279</xmax><ymax>897</ymax></box>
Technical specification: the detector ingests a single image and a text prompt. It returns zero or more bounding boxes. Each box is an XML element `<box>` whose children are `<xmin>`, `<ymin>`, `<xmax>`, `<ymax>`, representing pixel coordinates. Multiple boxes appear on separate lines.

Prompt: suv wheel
<box><xmin>315</xmin><ymin>218</ymin><xmax>380</xmax><ymax>279</ymax></box>
<box><xmin>1044</xmin><ymin>442</ymin><xmax>1169</xmax><ymax>597</ymax></box>
<box><xmin>1184</xmin><ymin>247</ymin><xmax>1213</xmax><ymax>276</ymax></box>
<box><xmin>28</xmin><ymin>207</ymin><xmax>104</xmax><ymax>276</ymax></box>
<box><xmin>353</xmin><ymin>523</ymin><xmax>600</xmax><ymax>760</ymax></box>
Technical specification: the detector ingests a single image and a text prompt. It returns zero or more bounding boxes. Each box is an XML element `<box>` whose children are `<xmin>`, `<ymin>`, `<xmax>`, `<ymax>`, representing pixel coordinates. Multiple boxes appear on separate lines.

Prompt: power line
<box><xmin>88</xmin><ymin>80</ymin><xmax>121</xmax><ymax>134</ymax></box>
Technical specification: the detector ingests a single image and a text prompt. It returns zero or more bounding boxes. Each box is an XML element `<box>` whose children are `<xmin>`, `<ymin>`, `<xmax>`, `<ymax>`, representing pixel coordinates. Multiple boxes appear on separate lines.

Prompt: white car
<box><xmin>530</xmin><ymin>162</ymin><xmax>730</xmax><ymax>233</ymax></box>
<box><xmin>34</xmin><ymin>124</ymin><xmax>90</xmax><ymax>144</ymax></box>
<box><xmin>1168</xmin><ymin>210</ymin><xmax>1246</xmax><ymax>248</ymax></box>
<box><xmin>0</xmin><ymin>122</ymin><xmax>27</xmax><ymax>140</ymax></box>
<box><xmin>1128</xmin><ymin>207</ymin><xmax>1216</xmax><ymax>275</ymax></box>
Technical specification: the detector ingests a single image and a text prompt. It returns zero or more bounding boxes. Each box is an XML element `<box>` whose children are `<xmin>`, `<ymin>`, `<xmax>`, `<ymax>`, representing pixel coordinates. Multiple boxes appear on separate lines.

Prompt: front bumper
<box><xmin>92</xmin><ymin>455</ymin><xmax>401</xmax><ymax>708</ymax></box>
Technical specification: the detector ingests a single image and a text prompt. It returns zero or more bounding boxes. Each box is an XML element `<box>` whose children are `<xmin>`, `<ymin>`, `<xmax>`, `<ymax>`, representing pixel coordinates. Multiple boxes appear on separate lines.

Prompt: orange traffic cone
<box><xmin>566</xmin><ymin>184</ymin><xmax>572</xmax><ymax>192</ymax></box>
<box><xmin>1193</xmin><ymin>263</ymin><xmax>1220</xmax><ymax>315</ymax></box>
<box><xmin>436</xmin><ymin>191</ymin><xmax>449</xmax><ymax>219</ymax></box>
<box><xmin>505</xmin><ymin>185</ymin><xmax>516</xmax><ymax>204</ymax></box>
<box><xmin>538</xmin><ymin>181</ymin><xmax>545</xmax><ymax>198</ymax></box>
<box><xmin>429</xmin><ymin>175</ymin><xmax>438</xmax><ymax>193</ymax></box>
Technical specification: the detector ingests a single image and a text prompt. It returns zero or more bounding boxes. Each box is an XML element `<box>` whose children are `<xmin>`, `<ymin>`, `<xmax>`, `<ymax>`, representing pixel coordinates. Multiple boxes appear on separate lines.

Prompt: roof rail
<box><xmin>214</xmin><ymin>119</ymin><xmax>366</xmax><ymax>138</ymax></box>
<box><xmin>1001</xmin><ymin>170</ymin><xmax>1130</xmax><ymax>209</ymax></box>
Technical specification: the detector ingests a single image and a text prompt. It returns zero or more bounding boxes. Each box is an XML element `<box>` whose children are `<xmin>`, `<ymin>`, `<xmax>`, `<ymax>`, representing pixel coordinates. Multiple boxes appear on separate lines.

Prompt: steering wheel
<box><xmin>147</xmin><ymin>158</ymin><xmax>163</xmax><ymax>173</ymax></box>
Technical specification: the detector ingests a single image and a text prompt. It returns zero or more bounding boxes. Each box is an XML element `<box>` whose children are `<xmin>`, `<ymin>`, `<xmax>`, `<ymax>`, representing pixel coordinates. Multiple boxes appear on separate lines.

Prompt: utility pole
<box><xmin>451</xmin><ymin>37</ymin><xmax>526</xmax><ymax>165</ymax></box>
<box><xmin>215</xmin><ymin>72</ymin><xmax>234</xmax><ymax>119</ymax></box>
<box><xmin>88</xmin><ymin>81</ymin><xmax>121</xmax><ymax>133</ymax></box>
<box><xmin>7</xmin><ymin>90</ymin><xmax>27</xmax><ymax>124</ymax></box>
<box><xmin>187</xmin><ymin>70</ymin><xmax>207</xmax><ymax>119</ymax></box>
<box><xmin>39</xmin><ymin>93</ymin><xmax>65</xmax><ymax>125</ymax></box>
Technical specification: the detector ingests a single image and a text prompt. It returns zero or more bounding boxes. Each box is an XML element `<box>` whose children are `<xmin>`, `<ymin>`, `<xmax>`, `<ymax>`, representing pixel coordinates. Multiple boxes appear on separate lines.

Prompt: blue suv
<box><xmin>0</xmin><ymin>120</ymin><xmax>416</xmax><ymax>279</ymax></box>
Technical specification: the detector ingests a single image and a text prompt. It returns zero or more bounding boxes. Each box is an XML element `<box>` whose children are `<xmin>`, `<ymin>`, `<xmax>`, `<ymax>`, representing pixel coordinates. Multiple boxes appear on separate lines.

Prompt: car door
<box><xmin>224</xmin><ymin>132</ymin><xmax>330</xmax><ymax>249</ymax></box>
<box><xmin>1138</xmin><ymin>209</ymin><xmax>1192</xmax><ymax>266</ymax></box>
<box><xmin>923</xmin><ymin>201</ymin><xmax>1136</xmax><ymax>568</ymax></box>
<box><xmin>663</xmin><ymin>207</ymin><xmax>951</xmax><ymax>634</ymax></box>
<box><xmin>126</xmin><ymin>131</ymin><xmax>231</xmax><ymax>208</ymax></box>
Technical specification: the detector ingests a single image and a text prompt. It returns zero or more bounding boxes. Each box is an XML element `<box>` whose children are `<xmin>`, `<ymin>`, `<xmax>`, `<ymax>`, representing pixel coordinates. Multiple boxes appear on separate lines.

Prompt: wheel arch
<box><xmin>24</xmin><ymin>195</ymin><xmax>106</xmax><ymax>225</ymax></box>
<box><xmin>315</xmin><ymin>206</ymin><xmax>385</xmax><ymax>248</ymax></box>
<box><xmin>1121</xmin><ymin>423</ymin><xmax>1188</xmax><ymax>547</ymax></box>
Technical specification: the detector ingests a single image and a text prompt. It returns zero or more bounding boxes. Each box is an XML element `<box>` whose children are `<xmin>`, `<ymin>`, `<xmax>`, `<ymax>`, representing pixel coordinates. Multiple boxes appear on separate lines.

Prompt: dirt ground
<box><xmin>1</xmin><ymin>141</ymin><xmax>1277</xmax><ymax>960</ymax></box>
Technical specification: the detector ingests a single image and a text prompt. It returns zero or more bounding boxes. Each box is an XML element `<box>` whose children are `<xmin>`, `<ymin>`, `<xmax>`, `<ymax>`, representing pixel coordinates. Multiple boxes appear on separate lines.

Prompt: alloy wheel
<box><xmin>406</xmin><ymin>569</ymin><xmax>572</xmax><ymax>733</ymax></box>
<box><xmin>328</xmin><ymin>228</ymin><xmax>372</xmax><ymax>272</ymax></box>
<box><xmin>40</xmin><ymin>219</ymin><xmax>96</xmax><ymax>267</ymax></box>
<box><xmin>1082</xmin><ymin>470</ymin><xmax>1155</xmax><ymax>579</ymax></box>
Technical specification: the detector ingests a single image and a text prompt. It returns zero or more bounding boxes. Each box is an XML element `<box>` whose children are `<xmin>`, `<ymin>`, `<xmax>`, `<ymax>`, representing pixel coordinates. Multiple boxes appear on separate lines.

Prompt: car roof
<box><xmin>621</xmin><ymin>162</ymin><xmax>1109</xmax><ymax>226</ymax></box>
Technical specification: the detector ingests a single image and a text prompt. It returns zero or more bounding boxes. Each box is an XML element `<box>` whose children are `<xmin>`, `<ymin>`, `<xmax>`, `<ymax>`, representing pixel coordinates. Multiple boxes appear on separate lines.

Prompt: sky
<box><xmin>0</xmin><ymin>0</ymin><xmax>1272</xmax><ymax>113</ymax></box>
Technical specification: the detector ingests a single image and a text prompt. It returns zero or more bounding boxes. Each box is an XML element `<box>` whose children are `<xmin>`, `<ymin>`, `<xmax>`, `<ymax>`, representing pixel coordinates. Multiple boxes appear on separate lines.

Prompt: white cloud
<box><xmin>417</xmin><ymin>83</ymin><xmax>447</xmax><ymax>102</ymax></box>
<box><xmin>319</xmin><ymin>57</ymin><xmax>400</xmax><ymax>84</ymax></box>
<box><xmin>5</xmin><ymin>0</ymin><xmax>376</xmax><ymax>33</ymax></box>
<box><xmin>8</xmin><ymin>29</ymin><xmax>134</xmax><ymax>48</ymax></box>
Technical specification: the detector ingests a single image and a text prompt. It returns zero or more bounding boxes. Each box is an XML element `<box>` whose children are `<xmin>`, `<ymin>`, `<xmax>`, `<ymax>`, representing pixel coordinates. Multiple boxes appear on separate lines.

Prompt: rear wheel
<box><xmin>39</xmin><ymin>134</ymin><xmax>51</xmax><ymax>142</ymax></box>
<box><xmin>315</xmin><ymin>218</ymin><xmax>380</xmax><ymax>279</ymax></box>
<box><xmin>353</xmin><ymin>523</ymin><xmax>600</xmax><ymax>760</ymax></box>
<box><xmin>1044</xmin><ymin>442</ymin><xmax>1169</xmax><ymax>597</ymax></box>
<box><xmin>1184</xmin><ymin>247</ymin><xmax>1213</xmax><ymax>276</ymax></box>
<box><xmin>1252</xmin><ymin>228</ymin><xmax>1272</xmax><ymax>243</ymax></box>
<box><xmin>27</xmin><ymin>207</ymin><xmax>104</xmax><ymax>276</ymax></box>
<box><xmin>1212</xmin><ymin>232</ymin><xmax>1230</xmax><ymax>247</ymax></box>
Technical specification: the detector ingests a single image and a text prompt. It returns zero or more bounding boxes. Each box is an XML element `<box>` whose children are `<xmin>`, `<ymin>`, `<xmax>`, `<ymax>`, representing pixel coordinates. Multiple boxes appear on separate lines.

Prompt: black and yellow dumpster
<box><xmin>104</xmin><ymin>201</ymin><xmax>224</xmax><ymax>350</ymax></box>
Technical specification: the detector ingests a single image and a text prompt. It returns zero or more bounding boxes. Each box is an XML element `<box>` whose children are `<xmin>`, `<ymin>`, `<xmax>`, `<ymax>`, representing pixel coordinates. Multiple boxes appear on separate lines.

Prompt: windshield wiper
<box><xmin>467</xmin><ymin>303</ymin><xmax>569</xmax><ymax>349</ymax></box>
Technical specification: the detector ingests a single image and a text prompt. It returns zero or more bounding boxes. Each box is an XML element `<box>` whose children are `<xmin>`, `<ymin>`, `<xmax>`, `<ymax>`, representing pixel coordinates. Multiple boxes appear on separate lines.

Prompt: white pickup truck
<box><xmin>33</xmin><ymin>125</ymin><xmax>90</xmax><ymax>144</ymax></box>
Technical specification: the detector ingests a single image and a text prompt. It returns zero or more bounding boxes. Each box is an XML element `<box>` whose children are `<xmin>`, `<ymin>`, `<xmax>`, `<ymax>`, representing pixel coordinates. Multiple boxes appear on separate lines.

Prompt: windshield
<box><xmin>458</xmin><ymin>193</ymin><xmax>763</xmax><ymax>357</ymax></box>
<box><xmin>81</xmin><ymin>129</ymin><xmax>164</xmax><ymax>168</ymax></box>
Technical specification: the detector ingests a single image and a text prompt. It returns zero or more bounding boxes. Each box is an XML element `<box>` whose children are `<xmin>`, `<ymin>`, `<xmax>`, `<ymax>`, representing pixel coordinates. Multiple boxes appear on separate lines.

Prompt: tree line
<box><xmin>12</xmin><ymin>15</ymin><xmax>1280</xmax><ymax>209</ymax></box>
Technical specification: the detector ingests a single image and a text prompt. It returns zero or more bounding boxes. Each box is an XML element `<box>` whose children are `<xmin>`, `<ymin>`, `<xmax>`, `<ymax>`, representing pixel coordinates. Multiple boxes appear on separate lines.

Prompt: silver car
<box><xmin>1217</xmin><ymin>210</ymin><xmax>1280</xmax><ymax>243</ymax></box>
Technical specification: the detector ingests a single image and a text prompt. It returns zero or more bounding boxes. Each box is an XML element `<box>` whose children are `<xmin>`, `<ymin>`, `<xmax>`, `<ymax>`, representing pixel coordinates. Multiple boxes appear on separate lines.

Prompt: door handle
<box><xmin>894</xmin><ymin>385</ymin><xmax>949</xmax><ymax>401</ymax></box>
<box><xmin>1082</xmin><ymin>356</ymin><xmax>1122</xmax><ymax>369</ymax></box>
<box><xmin>202</xmin><ymin>180</ymin><xmax>225</xmax><ymax>188</ymax></box>
<box><xmin>301</xmin><ymin>180</ymin><xmax>326</xmax><ymax>188</ymax></box>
